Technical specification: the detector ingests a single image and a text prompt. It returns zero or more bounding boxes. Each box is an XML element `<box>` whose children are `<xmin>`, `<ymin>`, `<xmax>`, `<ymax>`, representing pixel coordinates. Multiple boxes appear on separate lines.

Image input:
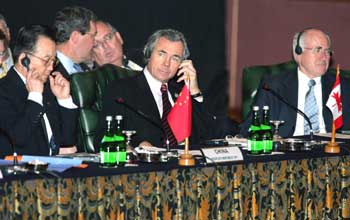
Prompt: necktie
<box><xmin>161</xmin><ymin>84</ymin><xmax>178</xmax><ymax>147</ymax></box>
<box><xmin>304</xmin><ymin>79</ymin><xmax>319</xmax><ymax>134</ymax></box>
<box><xmin>73</xmin><ymin>63</ymin><xmax>83</xmax><ymax>73</ymax></box>
<box><xmin>0</xmin><ymin>62</ymin><xmax>7</xmax><ymax>79</ymax></box>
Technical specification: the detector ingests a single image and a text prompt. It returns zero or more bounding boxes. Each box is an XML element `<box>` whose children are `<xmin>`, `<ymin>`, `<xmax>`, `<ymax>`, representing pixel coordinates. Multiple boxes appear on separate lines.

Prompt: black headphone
<box><xmin>295</xmin><ymin>30</ymin><xmax>304</xmax><ymax>55</ymax></box>
<box><xmin>21</xmin><ymin>54</ymin><xmax>31</xmax><ymax>71</ymax></box>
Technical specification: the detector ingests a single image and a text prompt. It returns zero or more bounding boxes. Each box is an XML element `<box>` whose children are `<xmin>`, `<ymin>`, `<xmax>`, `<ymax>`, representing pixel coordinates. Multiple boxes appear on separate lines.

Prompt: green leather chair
<box><xmin>242</xmin><ymin>60</ymin><xmax>349</xmax><ymax>120</ymax></box>
<box><xmin>70</xmin><ymin>64</ymin><xmax>139</xmax><ymax>152</ymax></box>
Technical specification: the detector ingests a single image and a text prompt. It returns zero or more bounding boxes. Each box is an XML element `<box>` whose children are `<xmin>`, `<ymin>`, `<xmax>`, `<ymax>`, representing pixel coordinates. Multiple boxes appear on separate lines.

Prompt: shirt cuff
<box><xmin>57</xmin><ymin>96</ymin><xmax>78</xmax><ymax>109</ymax></box>
<box><xmin>28</xmin><ymin>92</ymin><xmax>43</xmax><ymax>106</ymax></box>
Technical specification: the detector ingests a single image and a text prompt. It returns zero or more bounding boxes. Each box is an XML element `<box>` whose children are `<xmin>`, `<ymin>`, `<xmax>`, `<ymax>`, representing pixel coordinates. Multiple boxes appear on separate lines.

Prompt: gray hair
<box><xmin>292</xmin><ymin>28</ymin><xmax>331</xmax><ymax>60</ymax></box>
<box><xmin>143</xmin><ymin>29</ymin><xmax>190</xmax><ymax>63</ymax></box>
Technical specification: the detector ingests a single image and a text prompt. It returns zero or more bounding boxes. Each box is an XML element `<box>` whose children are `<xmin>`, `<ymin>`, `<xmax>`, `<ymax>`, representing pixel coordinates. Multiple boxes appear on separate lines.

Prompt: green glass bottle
<box><xmin>248</xmin><ymin>106</ymin><xmax>262</xmax><ymax>154</ymax></box>
<box><xmin>114</xmin><ymin>115</ymin><xmax>126</xmax><ymax>167</ymax></box>
<box><xmin>261</xmin><ymin>106</ymin><xmax>273</xmax><ymax>154</ymax></box>
<box><xmin>100</xmin><ymin>116</ymin><xmax>117</xmax><ymax>167</ymax></box>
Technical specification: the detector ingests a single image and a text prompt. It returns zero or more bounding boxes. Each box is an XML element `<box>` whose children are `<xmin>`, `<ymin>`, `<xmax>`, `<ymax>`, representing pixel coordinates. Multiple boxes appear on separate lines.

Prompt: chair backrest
<box><xmin>242</xmin><ymin>60</ymin><xmax>297</xmax><ymax>120</ymax></box>
<box><xmin>241</xmin><ymin>60</ymin><xmax>349</xmax><ymax>120</ymax></box>
<box><xmin>70</xmin><ymin>64</ymin><xmax>139</xmax><ymax>152</ymax></box>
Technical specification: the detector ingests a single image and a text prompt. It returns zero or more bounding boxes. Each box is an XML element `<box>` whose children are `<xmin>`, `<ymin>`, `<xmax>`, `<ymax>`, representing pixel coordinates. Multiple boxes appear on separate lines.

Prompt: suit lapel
<box><xmin>322</xmin><ymin>72</ymin><xmax>334</xmax><ymax>131</ymax></box>
<box><xmin>134</xmin><ymin>74</ymin><xmax>162</xmax><ymax>125</ymax></box>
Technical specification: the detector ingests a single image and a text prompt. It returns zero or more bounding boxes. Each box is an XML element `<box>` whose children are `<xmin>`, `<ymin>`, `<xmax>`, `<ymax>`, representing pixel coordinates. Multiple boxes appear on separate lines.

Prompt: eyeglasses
<box><xmin>27</xmin><ymin>52</ymin><xmax>58</xmax><ymax>67</ymax></box>
<box><xmin>93</xmin><ymin>32</ymin><xmax>115</xmax><ymax>49</ymax></box>
<box><xmin>303</xmin><ymin>47</ymin><xmax>333</xmax><ymax>56</ymax></box>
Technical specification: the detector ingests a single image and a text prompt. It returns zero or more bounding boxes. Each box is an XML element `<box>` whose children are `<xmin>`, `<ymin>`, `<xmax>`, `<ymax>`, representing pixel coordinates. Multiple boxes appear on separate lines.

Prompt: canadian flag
<box><xmin>326</xmin><ymin>70</ymin><xmax>343</xmax><ymax>129</ymax></box>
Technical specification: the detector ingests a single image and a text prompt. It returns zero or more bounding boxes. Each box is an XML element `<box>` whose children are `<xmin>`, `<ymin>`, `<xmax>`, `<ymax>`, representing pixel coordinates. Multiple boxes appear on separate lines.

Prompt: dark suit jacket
<box><xmin>240</xmin><ymin>69</ymin><xmax>350</xmax><ymax>137</ymax></box>
<box><xmin>94</xmin><ymin>73</ymin><xmax>215</xmax><ymax>150</ymax></box>
<box><xmin>0</xmin><ymin>68</ymin><xmax>79</xmax><ymax>157</ymax></box>
<box><xmin>54</xmin><ymin>62</ymin><xmax>70</xmax><ymax>81</ymax></box>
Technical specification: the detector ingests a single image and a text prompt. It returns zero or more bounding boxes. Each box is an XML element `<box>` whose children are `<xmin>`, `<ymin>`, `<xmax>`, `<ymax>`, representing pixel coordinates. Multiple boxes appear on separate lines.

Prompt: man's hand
<box><xmin>26</xmin><ymin>69</ymin><xmax>44</xmax><ymax>93</ymax></box>
<box><xmin>50</xmin><ymin>72</ymin><xmax>70</xmax><ymax>99</ymax></box>
<box><xmin>176</xmin><ymin>60</ymin><xmax>201</xmax><ymax>95</ymax></box>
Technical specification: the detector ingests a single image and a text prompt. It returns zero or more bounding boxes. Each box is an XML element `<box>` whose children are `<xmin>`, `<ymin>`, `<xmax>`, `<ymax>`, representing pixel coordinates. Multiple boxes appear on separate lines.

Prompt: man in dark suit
<box><xmin>94</xmin><ymin>29</ymin><xmax>214</xmax><ymax>149</ymax></box>
<box><xmin>53</xmin><ymin>6</ymin><xmax>97</xmax><ymax>80</ymax></box>
<box><xmin>240</xmin><ymin>28</ymin><xmax>350</xmax><ymax>137</ymax></box>
<box><xmin>0</xmin><ymin>25</ymin><xmax>78</xmax><ymax>157</ymax></box>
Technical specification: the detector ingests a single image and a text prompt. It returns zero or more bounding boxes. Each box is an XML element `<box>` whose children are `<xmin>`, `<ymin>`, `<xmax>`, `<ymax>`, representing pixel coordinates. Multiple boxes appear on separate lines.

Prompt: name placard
<box><xmin>201</xmin><ymin>146</ymin><xmax>243</xmax><ymax>164</ymax></box>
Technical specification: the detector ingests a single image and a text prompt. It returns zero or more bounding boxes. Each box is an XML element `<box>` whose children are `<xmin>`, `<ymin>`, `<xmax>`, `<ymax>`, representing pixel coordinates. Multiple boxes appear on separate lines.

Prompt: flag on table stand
<box><xmin>326</xmin><ymin>69</ymin><xmax>343</xmax><ymax>129</ymax></box>
<box><xmin>167</xmin><ymin>84</ymin><xmax>192</xmax><ymax>142</ymax></box>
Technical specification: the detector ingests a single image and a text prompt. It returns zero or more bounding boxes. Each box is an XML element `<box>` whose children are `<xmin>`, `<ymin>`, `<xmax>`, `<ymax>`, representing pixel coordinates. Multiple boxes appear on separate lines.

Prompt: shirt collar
<box><xmin>56</xmin><ymin>51</ymin><xmax>77</xmax><ymax>74</ymax></box>
<box><xmin>297</xmin><ymin>68</ymin><xmax>321</xmax><ymax>86</ymax></box>
<box><xmin>144</xmin><ymin>67</ymin><xmax>166</xmax><ymax>95</ymax></box>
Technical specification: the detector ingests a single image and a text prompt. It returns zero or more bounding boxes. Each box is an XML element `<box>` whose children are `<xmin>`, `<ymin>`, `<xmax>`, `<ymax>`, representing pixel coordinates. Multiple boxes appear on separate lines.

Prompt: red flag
<box><xmin>326</xmin><ymin>70</ymin><xmax>343</xmax><ymax>129</ymax></box>
<box><xmin>167</xmin><ymin>84</ymin><xmax>192</xmax><ymax>142</ymax></box>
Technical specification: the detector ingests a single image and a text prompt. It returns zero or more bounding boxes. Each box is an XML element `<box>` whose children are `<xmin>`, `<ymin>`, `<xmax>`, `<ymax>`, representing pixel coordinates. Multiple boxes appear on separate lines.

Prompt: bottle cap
<box><xmin>252</xmin><ymin>106</ymin><xmax>259</xmax><ymax>111</ymax></box>
<box><xmin>106</xmin><ymin>115</ymin><xmax>113</xmax><ymax>121</ymax></box>
<box><xmin>263</xmin><ymin>106</ymin><xmax>269</xmax><ymax>110</ymax></box>
<box><xmin>115</xmin><ymin>115</ymin><xmax>123</xmax><ymax>120</ymax></box>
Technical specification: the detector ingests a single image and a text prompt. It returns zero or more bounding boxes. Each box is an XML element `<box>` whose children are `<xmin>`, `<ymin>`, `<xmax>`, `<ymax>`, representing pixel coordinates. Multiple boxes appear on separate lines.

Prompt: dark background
<box><xmin>1</xmin><ymin>0</ymin><xmax>227</xmax><ymax>114</ymax></box>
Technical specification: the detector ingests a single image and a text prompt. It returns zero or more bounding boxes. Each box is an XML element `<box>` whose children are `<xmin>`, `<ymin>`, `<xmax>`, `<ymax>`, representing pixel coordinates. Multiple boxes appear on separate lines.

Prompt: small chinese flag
<box><xmin>326</xmin><ymin>65</ymin><xmax>343</xmax><ymax>129</ymax></box>
<box><xmin>167</xmin><ymin>84</ymin><xmax>192</xmax><ymax>142</ymax></box>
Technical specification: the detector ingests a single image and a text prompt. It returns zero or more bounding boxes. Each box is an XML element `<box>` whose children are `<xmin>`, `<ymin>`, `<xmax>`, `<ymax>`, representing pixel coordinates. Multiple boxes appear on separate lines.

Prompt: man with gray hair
<box><xmin>0</xmin><ymin>13</ymin><xmax>14</xmax><ymax>77</ymax></box>
<box><xmin>92</xmin><ymin>20</ymin><xmax>142</xmax><ymax>71</ymax></box>
<box><xmin>95</xmin><ymin>29</ymin><xmax>214</xmax><ymax>150</ymax></box>
<box><xmin>53</xmin><ymin>6</ymin><xmax>97</xmax><ymax>80</ymax></box>
<box><xmin>240</xmin><ymin>28</ymin><xmax>350</xmax><ymax>137</ymax></box>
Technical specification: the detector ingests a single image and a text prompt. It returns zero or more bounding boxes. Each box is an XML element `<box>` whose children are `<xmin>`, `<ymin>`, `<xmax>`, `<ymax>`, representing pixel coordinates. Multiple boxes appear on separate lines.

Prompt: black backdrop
<box><xmin>1</xmin><ymin>0</ymin><xmax>227</xmax><ymax>114</ymax></box>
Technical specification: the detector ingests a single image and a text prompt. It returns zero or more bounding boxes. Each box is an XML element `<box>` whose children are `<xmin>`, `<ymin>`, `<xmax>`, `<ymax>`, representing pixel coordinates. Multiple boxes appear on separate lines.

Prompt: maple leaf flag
<box><xmin>326</xmin><ymin>71</ymin><xmax>343</xmax><ymax>129</ymax></box>
<box><xmin>167</xmin><ymin>84</ymin><xmax>192</xmax><ymax>142</ymax></box>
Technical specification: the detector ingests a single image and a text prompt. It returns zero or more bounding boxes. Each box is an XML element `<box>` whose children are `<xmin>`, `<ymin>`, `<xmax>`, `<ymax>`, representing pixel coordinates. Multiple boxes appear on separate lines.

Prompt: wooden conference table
<box><xmin>0</xmin><ymin>138</ymin><xmax>350</xmax><ymax>220</ymax></box>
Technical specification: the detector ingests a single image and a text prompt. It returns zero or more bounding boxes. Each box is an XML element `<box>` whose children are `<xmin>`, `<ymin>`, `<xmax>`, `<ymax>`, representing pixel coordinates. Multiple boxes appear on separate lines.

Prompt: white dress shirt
<box><xmin>144</xmin><ymin>68</ymin><xmax>174</xmax><ymax>117</ymax></box>
<box><xmin>56</xmin><ymin>51</ymin><xmax>81</xmax><ymax>74</ymax></box>
<box><xmin>293</xmin><ymin>69</ymin><xmax>326</xmax><ymax>136</ymax></box>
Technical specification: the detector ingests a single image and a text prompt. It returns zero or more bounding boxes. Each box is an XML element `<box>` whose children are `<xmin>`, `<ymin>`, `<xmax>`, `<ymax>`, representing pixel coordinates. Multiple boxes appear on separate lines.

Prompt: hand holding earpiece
<box><xmin>176</xmin><ymin>60</ymin><xmax>201</xmax><ymax>95</ymax></box>
<box><xmin>26</xmin><ymin>70</ymin><xmax>44</xmax><ymax>94</ymax></box>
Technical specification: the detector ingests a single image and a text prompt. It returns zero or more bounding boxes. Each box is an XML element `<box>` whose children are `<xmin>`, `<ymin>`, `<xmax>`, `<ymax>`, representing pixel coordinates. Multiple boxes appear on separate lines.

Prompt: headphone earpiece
<box><xmin>21</xmin><ymin>54</ymin><xmax>31</xmax><ymax>71</ymax></box>
<box><xmin>295</xmin><ymin>31</ymin><xmax>304</xmax><ymax>55</ymax></box>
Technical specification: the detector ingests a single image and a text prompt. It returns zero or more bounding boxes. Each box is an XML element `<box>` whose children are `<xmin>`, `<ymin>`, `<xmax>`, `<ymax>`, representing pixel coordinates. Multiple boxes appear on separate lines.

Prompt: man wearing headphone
<box><xmin>0</xmin><ymin>25</ymin><xmax>78</xmax><ymax>157</ymax></box>
<box><xmin>94</xmin><ymin>29</ymin><xmax>215</xmax><ymax>150</ymax></box>
<box><xmin>240</xmin><ymin>28</ymin><xmax>350</xmax><ymax>137</ymax></box>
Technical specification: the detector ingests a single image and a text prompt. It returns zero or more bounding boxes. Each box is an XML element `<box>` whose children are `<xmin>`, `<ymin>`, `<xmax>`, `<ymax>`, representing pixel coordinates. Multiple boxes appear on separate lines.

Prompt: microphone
<box><xmin>262</xmin><ymin>84</ymin><xmax>314</xmax><ymax>141</ymax></box>
<box><xmin>115</xmin><ymin>98</ymin><xmax>163</xmax><ymax>131</ymax></box>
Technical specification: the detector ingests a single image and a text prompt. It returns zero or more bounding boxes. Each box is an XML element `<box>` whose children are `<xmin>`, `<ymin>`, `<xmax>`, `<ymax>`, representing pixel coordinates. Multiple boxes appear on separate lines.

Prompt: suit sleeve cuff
<box><xmin>28</xmin><ymin>92</ymin><xmax>43</xmax><ymax>106</ymax></box>
<box><xmin>57</xmin><ymin>96</ymin><xmax>78</xmax><ymax>109</ymax></box>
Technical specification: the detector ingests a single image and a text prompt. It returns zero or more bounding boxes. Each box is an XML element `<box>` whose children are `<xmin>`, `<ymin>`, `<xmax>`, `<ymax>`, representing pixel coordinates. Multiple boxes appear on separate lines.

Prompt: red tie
<box><xmin>161</xmin><ymin>84</ymin><xmax>178</xmax><ymax>147</ymax></box>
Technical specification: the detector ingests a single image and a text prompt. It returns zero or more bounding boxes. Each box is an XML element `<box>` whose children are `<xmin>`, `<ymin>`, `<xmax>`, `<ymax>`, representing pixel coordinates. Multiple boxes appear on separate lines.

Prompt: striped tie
<box><xmin>161</xmin><ymin>84</ymin><xmax>178</xmax><ymax>147</ymax></box>
<box><xmin>304</xmin><ymin>79</ymin><xmax>319</xmax><ymax>134</ymax></box>
<box><xmin>0</xmin><ymin>62</ymin><xmax>7</xmax><ymax>79</ymax></box>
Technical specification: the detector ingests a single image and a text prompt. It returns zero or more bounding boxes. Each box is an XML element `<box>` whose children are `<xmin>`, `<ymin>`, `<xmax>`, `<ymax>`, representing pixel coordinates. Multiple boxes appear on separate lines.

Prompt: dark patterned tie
<box><xmin>161</xmin><ymin>84</ymin><xmax>178</xmax><ymax>147</ymax></box>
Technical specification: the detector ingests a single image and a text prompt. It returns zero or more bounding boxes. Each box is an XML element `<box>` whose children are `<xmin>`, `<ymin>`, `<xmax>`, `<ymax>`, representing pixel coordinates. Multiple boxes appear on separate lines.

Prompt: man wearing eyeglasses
<box><xmin>0</xmin><ymin>25</ymin><xmax>78</xmax><ymax>157</ymax></box>
<box><xmin>240</xmin><ymin>28</ymin><xmax>350</xmax><ymax>137</ymax></box>
<box><xmin>53</xmin><ymin>6</ymin><xmax>97</xmax><ymax>80</ymax></box>
<box><xmin>92</xmin><ymin>20</ymin><xmax>142</xmax><ymax>71</ymax></box>
<box><xmin>0</xmin><ymin>13</ymin><xmax>13</xmax><ymax>77</ymax></box>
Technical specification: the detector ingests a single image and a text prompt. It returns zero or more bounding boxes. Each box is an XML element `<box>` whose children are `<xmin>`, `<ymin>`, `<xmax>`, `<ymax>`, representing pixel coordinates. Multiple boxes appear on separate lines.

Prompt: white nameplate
<box><xmin>201</xmin><ymin>146</ymin><xmax>243</xmax><ymax>164</ymax></box>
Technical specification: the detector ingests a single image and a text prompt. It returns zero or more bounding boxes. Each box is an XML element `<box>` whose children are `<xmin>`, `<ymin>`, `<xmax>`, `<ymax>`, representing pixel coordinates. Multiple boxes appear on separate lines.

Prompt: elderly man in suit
<box><xmin>240</xmin><ymin>28</ymin><xmax>350</xmax><ymax>137</ymax></box>
<box><xmin>94</xmin><ymin>29</ymin><xmax>214</xmax><ymax>149</ymax></box>
<box><xmin>0</xmin><ymin>25</ymin><xmax>78</xmax><ymax>157</ymax></box>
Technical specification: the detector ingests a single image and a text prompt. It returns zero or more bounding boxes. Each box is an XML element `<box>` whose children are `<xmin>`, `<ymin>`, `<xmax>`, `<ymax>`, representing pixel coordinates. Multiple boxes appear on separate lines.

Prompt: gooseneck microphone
<box><xmin>115</xmin><ymin>98</ymin><xmax>163</xmax><ymax>131</ymax></box>
<box><xmin>262</xmin><ymin>84</ymin><xmax>314</xmax><ymax>141</ymax></box>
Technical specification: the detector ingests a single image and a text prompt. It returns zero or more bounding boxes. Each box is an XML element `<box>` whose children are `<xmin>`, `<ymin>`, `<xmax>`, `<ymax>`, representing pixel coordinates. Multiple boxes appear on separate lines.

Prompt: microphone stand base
<box><xmin>324</xmin><ymin>142</ymin><xmax>340</xmax><ymax>153</ymax></box>
<box><xmin>178</xmin><ymin>153</ymin><xmax>195</xmax><ymax>166</ymax></box>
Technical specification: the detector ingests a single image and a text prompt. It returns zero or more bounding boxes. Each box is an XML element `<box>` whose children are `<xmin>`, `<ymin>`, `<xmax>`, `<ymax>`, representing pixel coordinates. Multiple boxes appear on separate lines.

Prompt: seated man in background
<box><xmin>0</xmin><ymin>25</ymin><xmax>78</xmax><ymax>157</ymax></box>
<box><xmin>240</xmin><ymin>28</ymin><xmax>350</xmax><ymax>137</ymax></box>
<box><xmin>53</xmin><ymin>6</ymin><xmax>97</xmax><ymax>79</ymax></box>
<box><xmin>92</xmin><ymin>20</ymin><xmax>142</xmax><ymax>71</ymax></box>
<box><xmin>94</xmin><ymin>29</ymin><xmax>215</xmax><ymax>149</ymax></box>
<box><xmin>0</xmin><ymin>13</ymin><xmax>14</xmax><ymax>77</ymax></box>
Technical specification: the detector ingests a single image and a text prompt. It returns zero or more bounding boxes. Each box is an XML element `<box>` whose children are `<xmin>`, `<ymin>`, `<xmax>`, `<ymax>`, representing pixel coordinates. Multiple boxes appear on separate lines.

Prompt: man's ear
<box><xmin>115</xmin><ymin>32</ymin><xmax>124</xmax><ymax>45</ymax></box>
<box><xmin>70</xmin><ymin>30</ymin><xmax>81</xmax><ymax>44</ymax></box>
